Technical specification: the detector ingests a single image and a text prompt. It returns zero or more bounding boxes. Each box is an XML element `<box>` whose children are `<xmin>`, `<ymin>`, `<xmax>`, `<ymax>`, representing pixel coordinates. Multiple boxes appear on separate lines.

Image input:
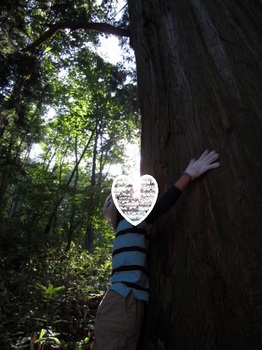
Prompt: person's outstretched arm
<box><xmin>146</xmin><ymin>150</ymin><xmax>220</xmax><ymax>224</ymax></box>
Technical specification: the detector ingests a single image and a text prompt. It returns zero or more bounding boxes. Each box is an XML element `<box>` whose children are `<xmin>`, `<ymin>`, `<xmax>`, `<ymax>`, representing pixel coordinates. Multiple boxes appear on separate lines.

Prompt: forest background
<box><xmin>0</xmin><ymin>1</ymin><xmax>136</xmax><ymax>349</ymax></box>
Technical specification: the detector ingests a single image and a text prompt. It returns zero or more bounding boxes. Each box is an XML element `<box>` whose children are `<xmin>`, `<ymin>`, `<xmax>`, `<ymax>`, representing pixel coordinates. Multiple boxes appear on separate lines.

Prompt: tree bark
<box><xmin>128</xmin><ymin>0</ymin><xmax>262</xmax><ymax>349</ymax></box>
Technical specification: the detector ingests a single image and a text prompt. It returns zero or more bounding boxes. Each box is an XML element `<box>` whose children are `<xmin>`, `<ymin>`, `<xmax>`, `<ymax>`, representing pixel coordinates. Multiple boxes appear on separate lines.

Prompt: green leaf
<box><xmin>47</xmin><ymin>336</ymin><xmax>61</xmax><ymax>344</ymax></box>
<box><xmin>35</xmin><ymin>328</ymin><xmax>47</xmax><ymax>343</ymax></box>
<box><xmin>84</xmin><ymin>337</ymin><xmax>90</xmax><ymax>343</ymax></box>
<box><xmin>44</xmin><ymin>46</ymin><xmax>52</xmax><ymax>53</ymax></box>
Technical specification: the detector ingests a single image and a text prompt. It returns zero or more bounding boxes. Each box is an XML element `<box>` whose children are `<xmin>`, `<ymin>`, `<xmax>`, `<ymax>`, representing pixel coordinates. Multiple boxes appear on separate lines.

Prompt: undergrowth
<box><xmin>0</xmin><ymin>243</ymin><xmax>111</xmax><ymax>349</ymax></box>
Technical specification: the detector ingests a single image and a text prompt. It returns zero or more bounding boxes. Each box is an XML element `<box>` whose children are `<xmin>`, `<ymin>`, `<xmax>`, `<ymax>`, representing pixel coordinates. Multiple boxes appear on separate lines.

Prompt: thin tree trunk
<box><xmin>84</xmin><ymin>114</ymin><xmax>99</xmax><ymax>252</ymax></box>
<box><xmin>44</xmin><ymin>127</ymin><xmax>96</xmax><ymax>234</ymax></box>
<box><xmin>66</xmin><ymin>136</ymin><xmax>79</xmax><ymax>251</ymax></box>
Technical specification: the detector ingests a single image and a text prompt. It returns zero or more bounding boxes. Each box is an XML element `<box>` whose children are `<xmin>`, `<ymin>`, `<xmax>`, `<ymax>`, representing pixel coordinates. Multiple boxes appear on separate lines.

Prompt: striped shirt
<box><xmin>110</xmin><ymin>219</ymin><xmax>149</xmax><ymax>301</ymax></box>
<box><xmin>109</xmin><ymin>185</ymin><xmax>182</xmax><ymax>302</ymax></box>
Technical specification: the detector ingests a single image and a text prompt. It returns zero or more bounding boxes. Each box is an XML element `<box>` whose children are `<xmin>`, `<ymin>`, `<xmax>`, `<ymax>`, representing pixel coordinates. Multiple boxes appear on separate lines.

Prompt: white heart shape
<box><xmin>111</xmin><ymin>174</ymin><xmax>159</xmax><ymax>226</ymax></box>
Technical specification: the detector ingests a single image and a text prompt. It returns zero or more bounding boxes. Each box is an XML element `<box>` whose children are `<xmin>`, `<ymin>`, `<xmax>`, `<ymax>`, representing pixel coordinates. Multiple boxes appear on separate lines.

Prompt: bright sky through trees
<box><xmin>32</xmin><ymin>37</ymin><xmax>140</xmax><ymax>178</ymax></box>
<box><xmin>89</xmin><ymin>1</ymin><xmax>141</xmax><ymax>179</ymax></box>
<box><xmin>31</xmin><ymin>0</ymin><xmax>140</xmax><ymax>178</ymax></box>
<box><xmin>98</xmin><ymin>35</ymin><xmax>140</xmax><ymax>179</ymax></box>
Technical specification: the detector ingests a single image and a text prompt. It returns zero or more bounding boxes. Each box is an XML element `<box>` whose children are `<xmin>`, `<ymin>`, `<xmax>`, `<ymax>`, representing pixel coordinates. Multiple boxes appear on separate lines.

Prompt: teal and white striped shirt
<box><xmin>109</xmin><ymin>185</ymin><xmax>182</xmax><ymax>302</ymax></box>
<box><xmin>109</xmin><ymin>219</ymin><xmax>149</xmax><ymax>301</ymax></box>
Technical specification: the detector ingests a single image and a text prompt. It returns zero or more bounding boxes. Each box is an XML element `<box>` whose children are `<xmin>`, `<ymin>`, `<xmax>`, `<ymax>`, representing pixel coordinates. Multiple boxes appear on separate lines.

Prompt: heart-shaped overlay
<box><xmin>111</xmin><ymin>174</ymin><xmax>159</xmax><ymax>226</ymax></box>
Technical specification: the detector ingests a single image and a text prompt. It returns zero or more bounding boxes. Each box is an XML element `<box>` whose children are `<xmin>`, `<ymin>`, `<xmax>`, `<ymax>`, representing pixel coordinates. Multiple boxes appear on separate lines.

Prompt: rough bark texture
<box><xmin>128</xmin><ymin>0</ymin><xmax>262</xmax><ymax>349</ymax></box>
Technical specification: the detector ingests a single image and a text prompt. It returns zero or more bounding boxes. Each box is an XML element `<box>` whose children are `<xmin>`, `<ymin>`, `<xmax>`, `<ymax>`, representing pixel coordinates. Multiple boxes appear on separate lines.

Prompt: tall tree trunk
<box><xmin>66</xmin><ymin>136</ymin><xmax>79</xmax><ymax>251</ymax></box>
<box><xmin>44</xmin><ymin>128</ymin><xmax>95</xmax><ymax>234</ymax></box>
<box><xmin>0</xmin><ymin>170</ymin><xmax>9</xmax><ymax>215</ymax></box>
<box><xmin>84</xmin><ymin>114</ymin><xmax>99</xmax><ymax>252</ymax></box>
<box><xmin>128</xmin><ymin>0</ymin><xmax>262</xmax><ymax>349</ymax></box>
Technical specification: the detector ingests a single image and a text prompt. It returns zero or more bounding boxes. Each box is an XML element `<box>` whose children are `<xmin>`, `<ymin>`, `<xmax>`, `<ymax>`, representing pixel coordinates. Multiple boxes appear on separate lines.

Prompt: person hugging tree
<box><xmin>92</xmin><ymin>150</ymin><xmax>220</xmax><ymax>350</ymax></box>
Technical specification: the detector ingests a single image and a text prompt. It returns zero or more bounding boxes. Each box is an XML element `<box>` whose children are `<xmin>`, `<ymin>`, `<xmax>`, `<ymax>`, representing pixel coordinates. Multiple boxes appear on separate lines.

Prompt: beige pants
<box><xmin>92</xmin><ymin>290</ymin><xmax>145</xmax><ymax>350</ymax></box>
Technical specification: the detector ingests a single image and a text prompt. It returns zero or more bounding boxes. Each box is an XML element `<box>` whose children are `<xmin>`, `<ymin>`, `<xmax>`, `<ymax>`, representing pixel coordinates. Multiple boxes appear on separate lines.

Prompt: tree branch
<box><xmin>22</xmin><ymin>22</ymin><xmax>130</xmax><ymax>52</ymax></box>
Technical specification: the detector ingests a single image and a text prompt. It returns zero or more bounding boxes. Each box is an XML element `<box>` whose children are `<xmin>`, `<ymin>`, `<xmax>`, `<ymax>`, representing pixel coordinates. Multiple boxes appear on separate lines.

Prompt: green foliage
<box><xmin>0</xmin><ymin>243</ymin><xmax>111</xmax><ymax>349</ymax></box>
<box><xmin>34</xmin><ymin>328</ymin><xmax>61</xmax><ymax>346</ymax></box>
<box><xmin>0</xmin><ymin>0</ymin><xmax>138</xmax><ymax>243</ymax></box>
<box><xmin>34</xmin><ymin>283</ymin><xmax>65</xmax><ymax>300</ymax></box>
<box><xmin>0</xmin><ymin>1</ymin><xmax>137</xmax><ymax>348</ymax></box>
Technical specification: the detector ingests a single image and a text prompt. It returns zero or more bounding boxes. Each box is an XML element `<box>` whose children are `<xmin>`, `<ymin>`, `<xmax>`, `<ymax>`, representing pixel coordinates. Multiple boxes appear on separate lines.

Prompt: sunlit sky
<box><xmin>97</xmin><ymin>35</ymin><xmax>123</xmax><ymax>65</ymax></box>
<box><xmin>97</xmin><ymin>0</ymin><xmax>128</xmax><ymax>64</ymax></box>
<box><xmin>97</xmin><ymin>4</ymin><xmax>140</xmax><ymax>179</ymax></box>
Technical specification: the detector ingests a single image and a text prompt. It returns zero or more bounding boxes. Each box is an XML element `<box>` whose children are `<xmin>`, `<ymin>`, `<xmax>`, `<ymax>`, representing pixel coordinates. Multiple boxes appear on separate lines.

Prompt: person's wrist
<box><xmin>175</xmin><ymin>173</ymin><xmax>192</xmax><ymax>192</ymax></box>
<box><xmin>182</xmin><ymin>172</ymin><xmax>193</xmax><ymax>182</ymax></box>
